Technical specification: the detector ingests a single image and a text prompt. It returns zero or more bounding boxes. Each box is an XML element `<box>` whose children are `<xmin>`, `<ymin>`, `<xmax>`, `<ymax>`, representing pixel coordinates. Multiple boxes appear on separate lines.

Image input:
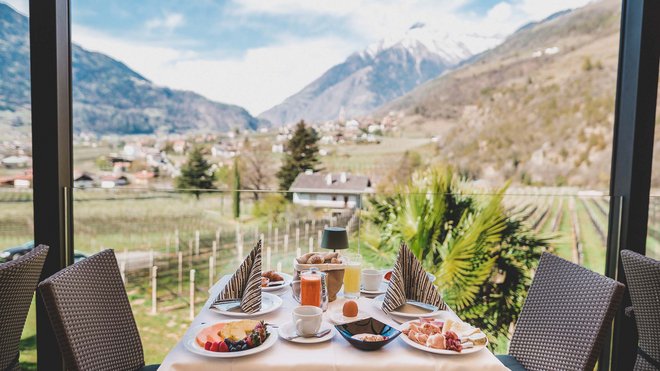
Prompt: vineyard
<box><xmin>3</xmin><ymin>187</ymin><xmax>660</xmax><ymax>365</ymax></box>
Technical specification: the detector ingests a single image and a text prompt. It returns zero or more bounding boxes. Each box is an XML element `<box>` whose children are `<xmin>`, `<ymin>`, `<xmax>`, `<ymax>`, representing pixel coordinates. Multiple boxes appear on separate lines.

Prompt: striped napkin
<box><xmin>382</xmin><ymin>243</ymin><xmax>447</xmax><ymax>313</ymax></box>
<box><xmin>211</xmin><ymin>240</ymin><xmax>262</xmax><ymax>313</ymax></box>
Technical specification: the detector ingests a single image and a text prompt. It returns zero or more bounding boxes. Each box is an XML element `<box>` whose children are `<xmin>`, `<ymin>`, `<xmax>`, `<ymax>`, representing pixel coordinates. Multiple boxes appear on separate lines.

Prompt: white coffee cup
<box><xmin>293</xmin><ymin>306</ymin><xmax>323</xmax><ymax>336</ymax></box>
<box><xmin>362</xmin><ymin>269</ymin><xmax>383</xmax><ymax>291</ymax></box>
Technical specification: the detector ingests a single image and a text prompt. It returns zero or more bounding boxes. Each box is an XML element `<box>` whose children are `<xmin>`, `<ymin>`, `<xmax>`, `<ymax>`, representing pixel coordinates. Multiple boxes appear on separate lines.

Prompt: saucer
<box><xmin>278</xmin><ymin>321</ymin><xmax>335</xmax><ymax>344</ymax></box>
<box><xmin>328</xmin><ymin>307</ymin><xmax>370</xmax><ymax>325</ymax></box>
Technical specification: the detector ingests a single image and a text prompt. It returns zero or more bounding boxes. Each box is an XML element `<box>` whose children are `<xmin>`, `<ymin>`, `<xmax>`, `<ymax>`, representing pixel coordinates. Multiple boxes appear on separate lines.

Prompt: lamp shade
<box><xmin>321</xmin><ymin>227</ymin><xmax>349</xmax><ymax>251</ymax></box>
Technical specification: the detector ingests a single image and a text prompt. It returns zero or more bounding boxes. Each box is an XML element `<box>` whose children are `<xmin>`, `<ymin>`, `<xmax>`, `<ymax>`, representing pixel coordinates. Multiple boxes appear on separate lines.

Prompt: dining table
<box><xmin>159</xmin><ymin>275</ymin><xmax>509</xmax><ymax>371</ymax></box>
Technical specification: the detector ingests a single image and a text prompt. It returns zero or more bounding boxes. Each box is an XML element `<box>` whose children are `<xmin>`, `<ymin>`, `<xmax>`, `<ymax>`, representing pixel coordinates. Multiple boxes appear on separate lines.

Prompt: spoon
<box><xmin>283</xmin><ymin>328</ymin><xmax>332</xmax><ymax>341</ymax></box>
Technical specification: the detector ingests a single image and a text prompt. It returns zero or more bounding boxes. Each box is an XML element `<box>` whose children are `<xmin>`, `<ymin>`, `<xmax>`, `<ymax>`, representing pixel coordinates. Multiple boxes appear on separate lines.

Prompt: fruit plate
<box><xmin>210</xmin><ymin>292</ymin><xmax>283</xmax><ymax>317</ymax></box>
<box><xmin>373</xmin><ymin>294</ymin><xmax>447</xmax><ymax>319</ymax></box>
<box><xmin>398</xmin><ymin>320</ymin><xmax>488</xmax><ymax>355</ymax></box>
<box><xmin>262</xmin><ymin>272</ymin><xmax>293</xmax><ymax>292</ymax></box>
<box><xmin>183</xmin><ymin>323</ymin><xmax>278</xmax><ymax>358</ymax></box>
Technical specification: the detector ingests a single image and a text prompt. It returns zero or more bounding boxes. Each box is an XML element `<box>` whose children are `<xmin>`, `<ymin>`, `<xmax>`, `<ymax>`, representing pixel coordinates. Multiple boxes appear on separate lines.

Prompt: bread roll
<box><xmin>307</xmin><ymin>254</ymin><xmax>324</xmax><ymax>264</ymax></box>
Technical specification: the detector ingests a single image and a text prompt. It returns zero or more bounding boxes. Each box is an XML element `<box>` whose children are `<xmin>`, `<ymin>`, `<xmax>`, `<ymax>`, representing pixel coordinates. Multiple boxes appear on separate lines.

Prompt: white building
<box><xmin>289</xmin><ymin>172</ymin><xmax>373</xmax><ymax>209</ymax></box>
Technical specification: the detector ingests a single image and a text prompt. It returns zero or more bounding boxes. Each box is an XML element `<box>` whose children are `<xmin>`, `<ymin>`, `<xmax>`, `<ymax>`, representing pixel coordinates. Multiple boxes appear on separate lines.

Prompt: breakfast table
<box><xmin>159</xmin><ymin>275</ymin><xmax>508</xmax><ymax>371</ymax></box>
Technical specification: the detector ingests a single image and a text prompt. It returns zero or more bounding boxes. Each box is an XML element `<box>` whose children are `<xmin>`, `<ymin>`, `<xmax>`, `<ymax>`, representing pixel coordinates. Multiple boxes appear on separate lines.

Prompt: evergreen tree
<box><xmin>175</xmin><ymin>146</ymin><xmax>215</xmax><ymax>199</ymax></box>
<box><xmin>277</xmin><ymin>120</ymin><xmax>321</xmax><ymax>193</ymax></box>
<box><xmin>232</xmin><ymin>157</ymin><xmax>241</xmax><ymax>219</ymax></box>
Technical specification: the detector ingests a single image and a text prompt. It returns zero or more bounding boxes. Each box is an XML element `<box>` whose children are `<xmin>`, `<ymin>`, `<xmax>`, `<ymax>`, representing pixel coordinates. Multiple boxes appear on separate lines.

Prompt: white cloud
<box><xmin>2</xmin><ymin>0</ymin><xmax>28</xmax><ymax>15</ymax></box>
<box><xmin>145</xmin><ymin>13</ymin><xmax>185</xmax><ymax>32</ymax></box>
<box><xmin>68</xmin><ymin>0</ymin><xmax>597</xmax><ymax>115</ymax></box>
<box><xmin>72</xmin><ymin>24</ymin><xmax>354</xmax><ymax>115</ymax></box>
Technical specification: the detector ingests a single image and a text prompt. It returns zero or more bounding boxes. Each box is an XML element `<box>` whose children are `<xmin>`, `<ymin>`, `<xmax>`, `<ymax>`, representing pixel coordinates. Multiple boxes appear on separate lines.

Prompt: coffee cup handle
<box><xmin>295</xmin><ymin>319</ymin><xmax>304</xmax><ymax>335</ymax></box>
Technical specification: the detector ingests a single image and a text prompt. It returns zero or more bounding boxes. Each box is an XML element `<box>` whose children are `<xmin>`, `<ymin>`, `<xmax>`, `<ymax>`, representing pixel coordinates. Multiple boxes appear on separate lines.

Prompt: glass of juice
<box><xmin>300</xmin><ymin>269</ymin><xmax>322</xmax><ymax>307</ymax></box>
<box><xmin>343</xmin><ymin>254</ymin><xmax>361</xmax><ymax>299</ymax></box>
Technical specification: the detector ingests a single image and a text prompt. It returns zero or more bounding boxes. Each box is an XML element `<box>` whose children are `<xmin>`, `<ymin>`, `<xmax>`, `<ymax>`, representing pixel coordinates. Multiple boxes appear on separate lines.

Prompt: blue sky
<box><xmin>4</xmin><ymin>0</ymin><xmax>592</xmax><ymax>115</ymax></box>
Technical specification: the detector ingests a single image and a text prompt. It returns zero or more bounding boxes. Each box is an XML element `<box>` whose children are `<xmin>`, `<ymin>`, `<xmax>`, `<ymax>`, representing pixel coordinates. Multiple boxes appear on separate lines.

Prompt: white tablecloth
<box><xmin>160</xmin><ymin>276</ymin><xmax>508</xmax><ymax>371</ymax></box>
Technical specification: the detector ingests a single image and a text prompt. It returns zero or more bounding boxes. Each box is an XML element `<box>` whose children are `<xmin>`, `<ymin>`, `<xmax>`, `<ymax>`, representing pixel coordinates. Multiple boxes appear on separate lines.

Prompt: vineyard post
<box><xmin>189</xmin><ymin>269</ymin><xmax>196</xmax><ymax>321</ymax></box>
<box><xmin>188</xmin><ymin>239</ymin><xmax>193</xmax><ymax>267</ymax></box>
<box><xmin>312</xmin><ymin>219</ymin><xmax>316</xmax><ymax>233</ymax></box>
<box><xmin>260</xmin><ymin>233</ymin><xmax>265</xmax><ymax>245</ymax></box>
<box><xmin>296</xmin><ymin>247</ymin><xmax>301</xmax><ymax>258</ymax></box>
<box><xmin>209</xmin><ymin>256</ymin><xmax>215</xmax><ymax>288</ymax></box>
<box><xmin>178</xmin><ymin>251</ymin><xmax>183</xmax><ymax>295</ymax></box>
<box><xmin>151</xmin><ymin>266</ymin><xmax>158</xmax><ymax>315</ymax></box>
<box><xmin>276</xmin><ymin>261</ymin><xmax>282</xmax><ymax>273</ymax></box>
<box><xmin>212</xmin><ymin>240</ymin><xmax>217</xmax><ymax>259</ymax></box>
<box><xmin>274</xmin><ymin>228</ymin><xmax>279</xmax><ymax>253</ymax></box>
<box><xmin>284</xmin><ymin>234</ymin><xmax>289</xmax><ymax>253</ymax></box>
<box><xmin>318</xmin><ymin>230</ymin><xmax>322</xmax><ymax>249</ymax></box>
<box><xmin>267</xmin><ymin>221</ymin><xmax>272</xmax><ymax>246</ymax></box>
<box><xmin>195</xmin><ymin>230</ymin><xmax>200</xmax><ymax>258</ymax></box>
<box><xmin>296</xmin><ymin>228</ymin><xmax>300</xmax><ymax>250</ymax></box>
<box><xmin>304</xmin><ymin>223</ymin><xmax>309</xmax><ymax>240</ymax></box>
<box><xmin>309</xmin><ymin>237</ymin><xmax>313</xmax><ymax>253</ymax></box>
<box><xmin>266</xmin><ymin>246</ymin><xmax>272</xmax><ymax>271</ymax></box>
<box><xmin>215</xmin><ymin>227</ymin><xmax>220</xmax><ymax>248</ymax></box>
<box><xmin>120</xmin><ymin>261</ymin><xmax>126</xmax><ymax>285</ymax></box>
<box><xmin>175</xmin><ymin>229</ymin><xmax>180</xmax><ymax>253</ymax></box>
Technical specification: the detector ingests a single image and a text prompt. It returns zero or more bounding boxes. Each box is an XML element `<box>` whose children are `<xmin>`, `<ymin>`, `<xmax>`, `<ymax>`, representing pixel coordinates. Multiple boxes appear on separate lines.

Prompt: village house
<box><xmin>289</xmin><ymin>172</ymin><xmax>373</xmax><ymax>209</ymax></box>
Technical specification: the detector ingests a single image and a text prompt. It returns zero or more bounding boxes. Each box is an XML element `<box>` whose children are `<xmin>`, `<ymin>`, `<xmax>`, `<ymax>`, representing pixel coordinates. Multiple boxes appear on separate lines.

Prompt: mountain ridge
<box><xmin>0</xmin><ymin>2</ymin><xmax>265</xmax><ymax>134</ymax></box>
<box><xmin>259</xmin><ymin>24</ymin><xmax>502</xmax><ymax>126</ymax></box>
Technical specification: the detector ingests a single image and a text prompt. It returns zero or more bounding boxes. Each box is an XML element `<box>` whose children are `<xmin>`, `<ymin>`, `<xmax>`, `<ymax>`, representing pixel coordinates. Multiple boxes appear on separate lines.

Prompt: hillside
<box><xmin>0</xmin><ymin>3</ymin><xmax>263</xmax><ymax>134</ymax></box>
<box><xmin>259</xmin><ymin>24</ymin><xmax>501</xmax><ymax>126</ymax></box>
<box><xmin>375</xmin><ymin>0</ymin><xmax>649</xmax><ymax>188</ymax></box>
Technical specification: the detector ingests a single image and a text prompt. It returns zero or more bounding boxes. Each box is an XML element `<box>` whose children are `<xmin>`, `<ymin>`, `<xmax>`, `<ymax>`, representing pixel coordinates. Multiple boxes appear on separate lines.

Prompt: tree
<box><xmin>277</xmin><ymin>120</ymin><xmax>321</xmax><ymax>193</ymax></box>
<box><xmin>175</xmin><ymin>146</ymin><xmax>215</xmax><ymax>199</ymax></box>
<box><xmin>241</xmin><ymin>138</ymin><xmax>275</xmax><ymax>200</ymax></box>
<box><xmin>232</xmin><ymin>157</ymin><xmax>241</xmax><ymax>219</ymax></box>
<box><xmin>365</xmin><ymin>166</ymin><xmax>548</xmax><ymax>341</ymax></box>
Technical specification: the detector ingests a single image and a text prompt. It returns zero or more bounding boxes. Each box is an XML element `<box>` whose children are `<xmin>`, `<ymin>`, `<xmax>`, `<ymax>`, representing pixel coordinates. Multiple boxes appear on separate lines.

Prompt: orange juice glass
<box><xmin>300</xmin><ymin>273</ymin><xmax>322</xmax><ymax>307</ymax></box>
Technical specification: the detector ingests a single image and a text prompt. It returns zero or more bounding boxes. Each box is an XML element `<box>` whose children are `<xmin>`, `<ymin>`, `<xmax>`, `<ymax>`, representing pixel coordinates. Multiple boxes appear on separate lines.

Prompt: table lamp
<box><xmin>321</xmin><ymin>227</ymin><xmax>349</xmax><ymax>252</ymax></box>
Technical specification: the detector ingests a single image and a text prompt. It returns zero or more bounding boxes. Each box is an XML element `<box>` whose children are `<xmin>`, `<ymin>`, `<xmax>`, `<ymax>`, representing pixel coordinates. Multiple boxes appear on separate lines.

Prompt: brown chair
<box><xmin>497</xmin><ymin>252</ymin><xmax>625</xmax><ymax>371</ymax></box>
<box><xmin>0</xmin><ymin>244</ymin><xmax>49</xmax><ymax>371</ymax></box>
<box><xmin>38</xmin><ymin>249</ymin><xmax>159</xmax><ymax>371</ymax></box>
<box><xmin>620</xmin><ymin>250</ymin><xmax>660</xmax><ymax>370</ymax></box>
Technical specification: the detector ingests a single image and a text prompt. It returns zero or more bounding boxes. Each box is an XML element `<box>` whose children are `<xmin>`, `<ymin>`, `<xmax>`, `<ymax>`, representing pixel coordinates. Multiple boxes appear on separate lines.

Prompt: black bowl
<box><xmin>334</xmin><ymin>317</ymin><xmax>401</xmax><ymax>351</ymax></box>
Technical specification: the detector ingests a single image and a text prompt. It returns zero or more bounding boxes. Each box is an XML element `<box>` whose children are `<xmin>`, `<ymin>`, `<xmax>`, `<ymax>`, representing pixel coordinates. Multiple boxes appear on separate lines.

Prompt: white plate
<box><xmin>373</xmin><ymin>294</ymin><xmax>446</xmax><ymax>319</ymax></box>
<box><xmin>399</xmin><ymin>320</ymin><xmax>488</xmax><ymax>355</ymax></box>
<box><xmin>261</xmin><ymin>272</ymin><xmax>293</xmax><ymax>292</ymax></box>
<box><xmin>210</xmin><ymin>292</ymin><xmax>283</xmax><ymax>317</ymax></box>
<box><xmin>183</xmin><ymin>323</ymin><xmax>278</xmax><ymax>358</ymax></box>
<box><xmin>328</xmin><ymin>308</ymin><xmax>370</xmax><ymax>325</ymax></box>
<box><xmin>278</xmin><ymin>321</ymin><xmax>335</xmax><ymax>344</ymax></box>
<box><xmin>360</xmin><ymin>283</ymin><xmax>388</xmax><ymax>295</ymax></box>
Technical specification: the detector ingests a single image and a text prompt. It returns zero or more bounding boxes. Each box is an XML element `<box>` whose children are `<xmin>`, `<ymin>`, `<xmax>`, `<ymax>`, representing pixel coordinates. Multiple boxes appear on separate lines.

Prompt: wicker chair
<box><xmin>497</xmin><ymin>252</ymin><xmax>625</xmax><ymax>371</ymax></box>
<box><xmin>620</xmin><ymin>250</ymin><xmax>660</xmax><ymax>371</ymax></box>
<box><xmin>0</xmin><ymin>244</ymin><xmax>49</xmax><ymax>371</ymax></box>
<box><xmin>38</xmin><ymin>249</ymin><xmax>159</xmax><ymax>371</ymax></box>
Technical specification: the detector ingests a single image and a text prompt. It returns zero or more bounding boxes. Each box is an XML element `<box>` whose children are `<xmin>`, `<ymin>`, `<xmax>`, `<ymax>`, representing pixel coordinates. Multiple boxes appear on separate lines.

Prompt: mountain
<box><xmin>373</xmin><ymin>0</ymin><xmax>640</xmax><ymax>188</ymax></box>
<box><xmin>0</xmin><ymin>3</ymin><xmax>263</xmax><ymax>135</ymax></box>
<box><xmin>259</xmin><ymin>24</ymin><xmax>502</xmax><ymax>126</ymax></box>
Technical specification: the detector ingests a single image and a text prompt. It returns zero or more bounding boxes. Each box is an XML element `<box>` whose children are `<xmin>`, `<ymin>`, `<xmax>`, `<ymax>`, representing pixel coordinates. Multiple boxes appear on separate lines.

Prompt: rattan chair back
<box><xmin>509</xmin><ymin>252</ymin><xmax>624</xmax><ymax>371</ymax></box>
<box><xmin>621</xmin><ymin>250</ymin><xmax>660</xmax><ymax>371</ymax></box>
<box><xmin>38</xmin><ymin>249</ymin><xmax>145</xmax><ymax>371</ymax></box>
<box><xmin>0</xmin><ymin>244</ymin><xmax>49</xmax><ymax>371</ymax></box>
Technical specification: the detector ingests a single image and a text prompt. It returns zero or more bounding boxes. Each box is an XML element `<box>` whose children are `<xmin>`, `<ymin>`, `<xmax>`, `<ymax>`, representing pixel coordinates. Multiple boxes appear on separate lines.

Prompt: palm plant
<box><xmin>365</xmin><ymin>167</ymin><xmax>548</xmax><ymax>340</ymax></box>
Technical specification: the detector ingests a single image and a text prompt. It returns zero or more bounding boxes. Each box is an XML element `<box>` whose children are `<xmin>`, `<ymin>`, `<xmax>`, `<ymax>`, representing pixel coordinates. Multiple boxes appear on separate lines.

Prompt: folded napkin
<box><xmin>211</xmin><ymin>240</ymin><xmax>262</xmax><ymax>313</ymax></box>
<box><xmin>382</xmin><ymin>243</ymin><xmax>447</xmax><ymax>313</ymax></box>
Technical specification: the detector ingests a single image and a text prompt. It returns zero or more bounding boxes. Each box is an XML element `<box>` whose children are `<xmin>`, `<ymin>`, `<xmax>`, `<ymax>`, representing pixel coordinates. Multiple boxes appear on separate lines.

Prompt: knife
<box><xmin>407</xmin><ymin>300</ymin><xmax>438</xmax><ymax>312</ymax></box>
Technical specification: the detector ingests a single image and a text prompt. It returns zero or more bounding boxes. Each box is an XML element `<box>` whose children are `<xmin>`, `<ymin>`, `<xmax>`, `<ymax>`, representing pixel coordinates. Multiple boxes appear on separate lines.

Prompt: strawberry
<box><xmin>210</xmin><ymin>341</ymin><xmax>219</xmax><ymax>352</ymax></box>
<box><xmin>204</xmin><ymin>341</ymin><xmax>212</xmax><ymax>351</ymax></box>
<box><xmin>218</xmin><ymin>341</ymin><xmax>229</xmax><ymax>352</ymax></box>
<box><xmin>246</xmin><ymin>336</ymin><xmax>254</xmax><ymax>348</ymax></box>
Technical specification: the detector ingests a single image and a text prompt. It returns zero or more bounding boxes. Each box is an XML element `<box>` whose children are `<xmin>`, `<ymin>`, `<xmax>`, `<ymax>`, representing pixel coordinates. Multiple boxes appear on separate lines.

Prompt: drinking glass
<box><xmin>343</xmin><ymin>255</ymin><xmax>361</xmax><ymax>299</ymax></box>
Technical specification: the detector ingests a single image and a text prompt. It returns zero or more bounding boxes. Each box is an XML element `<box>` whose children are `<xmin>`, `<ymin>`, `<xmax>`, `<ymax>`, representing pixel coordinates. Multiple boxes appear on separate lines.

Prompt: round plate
<box><xmin>373</xmin><ymin>294</ymin><xmax>445</xmax><ymax>319</ymax></box>
<box><xmin>211</xmin><ymin>292</ymin><xmax>283</xmax><ymax>317</ymax></box>
<box><xmin>183</xmin><ymin>324</ymin><xmax>278</xmax><ymax>358</ymax></box>
<box><xmin>328</xmin><ymin>308</ymin><xmax>370</xmax><ymax>325</ymax></box>
<box><xmin>262</xmin><ymin>272</ymin><xmax>293</xmax><ymax>292</ymax></box>
<box><xmin>279</xmin><ymin>321</ymin><xmax>335</xmax><ymax>344</ymax></box>
<box><xmin>399</xmin><ymin>320</ymin><xmax>488</xmax><ymax>355</ymax></box>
